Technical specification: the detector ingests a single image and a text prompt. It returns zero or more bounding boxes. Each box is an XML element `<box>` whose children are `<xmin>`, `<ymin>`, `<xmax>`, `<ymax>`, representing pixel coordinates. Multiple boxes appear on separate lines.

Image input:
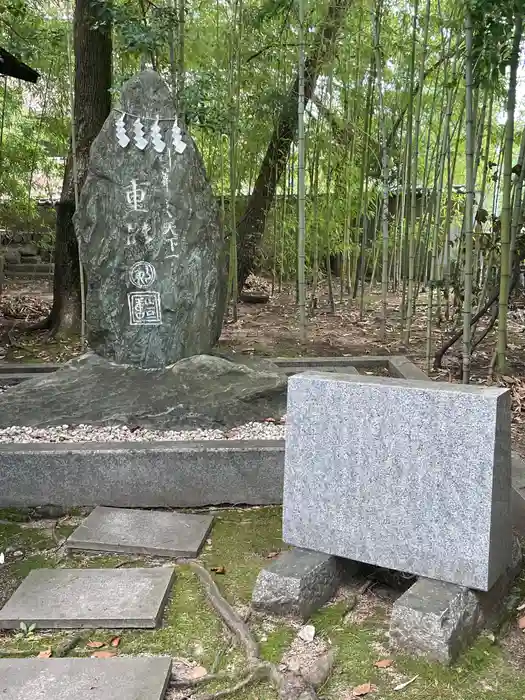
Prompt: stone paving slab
<box><xmin>67</xmin><ymin>506</ymin><xmax>213</xmax><ymax>557</ymax></box>
<box><xmin>0</xmin><ymin>568</ymin><xmax>175</xmax><ymax>629</ymax></box>
<box><xmin>0</xmin><ymin>657</ymin><xmax>172</xmax><ymax>699</ymax></box>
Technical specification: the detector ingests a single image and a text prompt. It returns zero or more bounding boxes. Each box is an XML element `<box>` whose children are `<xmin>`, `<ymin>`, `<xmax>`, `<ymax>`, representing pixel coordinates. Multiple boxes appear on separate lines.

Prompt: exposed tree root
<box><xmin>174</xmin><ymin>562</ymin><xmax>331</xmax><ymax>700</ymax></box>
<box><xmin>187</xmin><ymin>562</ymin><xmax>259</xmax><ymax>663</ymax></box>
<box><xmin>54</xmin><ymin>630</ymin><xmax>89</xmax><ymax>657</ymax></box>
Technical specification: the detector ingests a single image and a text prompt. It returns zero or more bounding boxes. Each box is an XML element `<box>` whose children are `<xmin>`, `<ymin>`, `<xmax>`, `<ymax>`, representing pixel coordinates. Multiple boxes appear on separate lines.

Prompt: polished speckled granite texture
<box><xmin>283</xmin><ymin>372</ymin><xmax>512</xmax><ymax>592</ymax></box>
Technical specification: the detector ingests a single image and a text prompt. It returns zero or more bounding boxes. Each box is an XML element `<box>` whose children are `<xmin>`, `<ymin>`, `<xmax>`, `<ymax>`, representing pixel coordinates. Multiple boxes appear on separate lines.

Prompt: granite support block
<box><xmin>0</xmin><ymin>657</ymin><xmax>172</xmax><ymax>700</ymax></box>
<box><xmin>389</xmin><ymin>538</ymin><xmax>522</xmax><ymax>664</ymax></box>
<box><xmin>252</xmin><ymin>547</ymin><xmax>358</xmax><ymax>620</ymax></box>
<box><xmin>283</xmin><ymin>373</ymin><xmax>512</xmax><ymax>591</ymax></box>
<box><xmin>67</xmin><ymin>506</ymin><xmax>213</xmax><ymax>557</ymax></box>
<box><xmin>0</xmin><ymin>441</ymin><xmax>284</xmax><ymax>508</ymax></box>
<box><xmin>0</xmin><ymin>568</ymin><xmax>175</xmax><ymax>629</ymax></box>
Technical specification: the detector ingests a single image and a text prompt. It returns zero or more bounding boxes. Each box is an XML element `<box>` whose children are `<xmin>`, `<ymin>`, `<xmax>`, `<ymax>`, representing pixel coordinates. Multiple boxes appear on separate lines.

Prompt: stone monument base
<box><xmin>252</xmin><ymin>543</ymin><xmax>523</xmax><ymax>665</ymax></box>
<box><xmin>0</xmin><ymin>352</ymin><xmax>287</xmax><ymax>429</ymax></box>
<box><xmin>389</xmin><ymin>537</ymin><xmax>523</xmax><ymax>664</ymax></box>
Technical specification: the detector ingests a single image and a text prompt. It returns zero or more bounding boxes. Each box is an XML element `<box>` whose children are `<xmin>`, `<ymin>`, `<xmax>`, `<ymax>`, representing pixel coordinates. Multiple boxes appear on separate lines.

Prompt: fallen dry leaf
<box><xmin>518</xmin><ymin>616</ymin><xmax>525</xmax><ymax>630</ymax></box>
<box><xmin>394</xmin><ymin>675</ymin><xmax>419</xmax><ymax>691</ymax></box>
<box><xmin>110</xmin><ymin>636</ymin><xmax>121</xmax><ymax>647</ymax></box>
<box><xmin>91</xmin><ymin>651</ymin><xmax>116</xmax><ymax>659</ymax></box>
<box><xmin>37</xmin><ymin>649</ymin><xmax>52</xmax><ymax>658</ymax></box>
<box><xmin>187</xmin><ymin>666</ymin><xmax>208</xmax><ymax>680</ymax></box>
<box><xmin>210</xmin><ymin>566</ymin><xmax>226</xmax><ymax>575</ymax></box>
<box><xmin>266</xmin><ymin>551</ymin><xmax>280</xmax><ymax>559</ymax></box>
<box><xmin>517</xmin><ymin>602</ymin><xmax>525</xmax><ymax>611</ymax></box>
<box><xmin>86</xmin><ymin>641</ymin><xmax>106</xmax><ymax>648</ymax></box>
<box><xmin>374</xmin><ymin>659</ymin><xmax>393</xmax><ymax>669</ymax></box>
<box><xmin>352</xmin><ymin>682</ymin><xmax>377</xmax><ymax>697</ymax></box>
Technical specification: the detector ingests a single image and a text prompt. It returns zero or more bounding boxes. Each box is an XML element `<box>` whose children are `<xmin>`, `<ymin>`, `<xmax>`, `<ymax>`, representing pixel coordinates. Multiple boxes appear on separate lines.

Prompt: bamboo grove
<box><xmin>1</xmin><ymin>0</ymin><xmax>525</xmax><ymax>379</ymax></box>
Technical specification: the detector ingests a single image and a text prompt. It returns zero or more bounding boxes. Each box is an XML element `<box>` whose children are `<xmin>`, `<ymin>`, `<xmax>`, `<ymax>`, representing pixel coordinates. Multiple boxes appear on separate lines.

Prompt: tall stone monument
<box><xmin>74</xmin><ymin>70</ymin><xmax>227</xmax><ymax>368</ymax></box>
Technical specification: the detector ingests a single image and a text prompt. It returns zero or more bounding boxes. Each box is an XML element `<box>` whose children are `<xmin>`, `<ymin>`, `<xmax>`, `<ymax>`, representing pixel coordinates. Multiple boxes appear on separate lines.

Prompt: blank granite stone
<box><xmin>283</xmin><ymin>372</ymin><xmax>512</xmax><ymax>592</ymax></box>
<box><xmin>252</xmin><ymin>548</ymin><xmax>352</xmax><ymax>619</ymax></box>
<box><xmin>389</xmin><ymin>537</ymin><xmax>523</xmax><ymax>664</ymax></box>
<box><xmin>67</xmin><ymin>506</ymin><xmax>213</xmax><ymax>557</ymax></box>
<box><xmin>0</xmin><ymin>568</ymin><xmax>175</xmax><ymax>629</ymax></box>
<box><xmin>0</xmin><ymin>657</ymin><xmax>172</xmax><ymax>700</ymax></box>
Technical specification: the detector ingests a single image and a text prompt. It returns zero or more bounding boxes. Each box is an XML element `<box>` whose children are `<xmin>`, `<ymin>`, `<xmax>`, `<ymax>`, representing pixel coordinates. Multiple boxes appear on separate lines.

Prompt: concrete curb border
<box><xmin>0</xmin><ymin>356</ymin><xmax>438</xmax><ymax>508</ymax></box>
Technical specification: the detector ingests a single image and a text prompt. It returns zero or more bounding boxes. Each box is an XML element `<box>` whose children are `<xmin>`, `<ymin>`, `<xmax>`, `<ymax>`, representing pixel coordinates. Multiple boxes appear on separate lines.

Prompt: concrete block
<box><xmin>0</xmin><ymin>657</ymin><xmax>172</xmax><ymax>699</ymax></box>
<box><xmin>283</xmin><ymin>372</ymin><xmax>512</xmax><ymax>591</ymax></box>
<box><xmin>0</xmin><ymin>567</ymin><xmax>175</xmax><ymax>629</ymax></box>
<box><xmin>390</xmin><ymin>538</ymin><xmax>523</xmax><ymax>664</ymax></box>
<box><xmin>0</xmin><ymin>441</ymin><xmax>284</xmax><ymax>508</ymax></box>
<box><xmin>252</xmin><ymin>548</ymin><xmax>354</xmax><ymax>619</ymax></box>
<box><xmin>67</xmin><ymin>506</ymin><xmax>213</xmax><ymax>557</ymax></box>
<box><xmin>512</xmin><ymin>451</ymin><xmax>525</xmax><ymax>536</ymax></box>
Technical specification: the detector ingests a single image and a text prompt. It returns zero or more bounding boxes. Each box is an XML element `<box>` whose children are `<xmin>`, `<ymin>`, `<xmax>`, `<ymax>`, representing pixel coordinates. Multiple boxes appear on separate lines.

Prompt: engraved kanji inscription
<box><xmin>129</xmin><ymin>261</ymin><xmax>156</xmax><ymax>289</ymax></box>
<box><xmin>128</xmin><ymin>291</ymin><xmax>162</xmax><ymax>325</ymax></box>
<box><xmin>125</xmin><ymin>179</ymin><xmax>149</xmax><ymax>211</ymax></box>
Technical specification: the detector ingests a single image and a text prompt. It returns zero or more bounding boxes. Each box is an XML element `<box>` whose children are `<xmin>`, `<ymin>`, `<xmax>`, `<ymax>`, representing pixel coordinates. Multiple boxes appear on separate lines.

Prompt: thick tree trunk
<box><xmin>236</xmin><ymin>0</ymin><xmax>352</xmax><ymax>291</ymax></box>
<box><xmin>48</xmin><ymin>0</ymin><xmax>112</xmax><ymax>335</ymax></box>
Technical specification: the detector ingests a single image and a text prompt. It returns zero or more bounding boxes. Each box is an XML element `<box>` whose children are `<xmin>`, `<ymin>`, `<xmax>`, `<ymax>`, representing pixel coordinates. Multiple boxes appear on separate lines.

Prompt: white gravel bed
<box><xmin>0</xmin><ymin>419</ymin><xmax>286</xmax><ymax>444</ymax></box>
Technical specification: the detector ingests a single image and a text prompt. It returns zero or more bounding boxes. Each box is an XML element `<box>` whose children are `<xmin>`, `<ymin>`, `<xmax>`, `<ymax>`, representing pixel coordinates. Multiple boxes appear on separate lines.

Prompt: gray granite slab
<box><xmin>0</xmin><ymin>568</ymin><xmax>175</xmax><ymax>629</ymax></box>
<box><xmin>283</xmin><ymin>372</ymin><xmax>512</xmax><ymax>592</ymax></box>
<box><xmin>252</xmin><ymin>548</ymin><xmax>348</xmax><ymax>619</ymax></box>
<box><xmin>0</xmin><ymin>657</ymin><xmax>172</xmax><ymax>699</ymax></box>
<box><xmin>67</xmin><ymin>506</ymin><xmax>213</xmax><ymax>557</ymax></box>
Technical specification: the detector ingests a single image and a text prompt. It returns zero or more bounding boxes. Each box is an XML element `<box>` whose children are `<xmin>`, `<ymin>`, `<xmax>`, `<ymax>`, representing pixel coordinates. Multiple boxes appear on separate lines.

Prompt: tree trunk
<box><xmin>236</xmin><ymin>0</ymin><xmax>352</xmax><ymax>291</ymax></box>
<box><xmin>48</xmin><ymin>0</ymin><xmax>112</xmax><ymax>335</ymax></box>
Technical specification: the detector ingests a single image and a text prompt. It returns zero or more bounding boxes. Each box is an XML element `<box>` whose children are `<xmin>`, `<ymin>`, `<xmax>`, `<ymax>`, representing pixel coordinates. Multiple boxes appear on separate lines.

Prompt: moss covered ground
<box><xmin>1</xmin><ymin>507</ymin><xmax>525</xmax><ymax>699</ymax></box>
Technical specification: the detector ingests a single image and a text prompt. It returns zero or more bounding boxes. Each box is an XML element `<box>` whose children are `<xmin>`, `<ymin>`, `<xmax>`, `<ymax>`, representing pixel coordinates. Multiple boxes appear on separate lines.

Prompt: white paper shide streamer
<box><xmin>132</xmin><ymin>117</ymin><xmax>148</xmax><ymax>150</ymax></box>
<box><xmin>171</xmin><ymin>120</ymin><xmax>187</xmax><ymax>154</ymax></box>
<box><xmin>150</xmin><ymin>116</ymin><xmax>166</xmax><ymax>153</ymax></box>
<box><xmin>115</xmin><ymin>113</ymin><xmax>130</xmax><ymax>148</ymax></box>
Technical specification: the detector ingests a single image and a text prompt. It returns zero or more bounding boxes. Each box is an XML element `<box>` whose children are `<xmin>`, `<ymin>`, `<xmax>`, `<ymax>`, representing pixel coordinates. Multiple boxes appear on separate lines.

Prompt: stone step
<box><xmin>0</xmin><ymin>567</ymin><xmax>175</xmax><ymax>629</ymax></box>
<box><xmin>6</xmin><ymin>263</ymin><xmax>54</xmax><ymax>273</ymax></box>
<box><xmin>67</xmin><ymin>506</ymin><xmax>213</xmax><ymax>558</ymax></box>
<box><xmin>4</xmin><ymin>269</ymin><xmax>53</xmax><ymax>279</ymax></box>
<box><xmin>0</xmin><ymin>657</ymin><xmax>172</xmax><ymax>700</ymax></box>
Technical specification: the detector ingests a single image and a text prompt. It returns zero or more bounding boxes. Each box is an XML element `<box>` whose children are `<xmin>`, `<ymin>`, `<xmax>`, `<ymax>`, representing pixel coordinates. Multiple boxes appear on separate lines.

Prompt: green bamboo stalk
<box><xmin>497</xmin><ymin>13</ymin><xmax>523</xmax><ymax>372</ymax></box>
<box><xmin>462</xmin><ymin>8</ymin><xmax>475</xmax><ymax>383</ymax></box>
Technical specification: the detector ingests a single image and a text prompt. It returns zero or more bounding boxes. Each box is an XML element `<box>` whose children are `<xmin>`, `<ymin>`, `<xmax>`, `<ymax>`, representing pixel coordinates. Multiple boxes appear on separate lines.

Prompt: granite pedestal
<box><xmin>283</xmin><ymin>372</ymin><xmax>512</xmax><ymax>592</ymax></box>
<box><xmin>67</xmin><ymin>506</ymin><xmax>213</xmax><ymax>557</ymax></box>
<box><xmin>252</xmin><ymin>548</ymin><xmax>360</xmax><ymax>619</ymax></box>
<box><xmin>0</xmin><ymin>657</ymin><xmax>172</xmax><ymax>699</ymax></box>
<box><xmin>389</xmin><ymin>537</ymin><xmax>523</xmax><ymax>663</ymax></box>
<box><xmin>0</xmin><ymin>568</ymin><xmax>175</xmax><ymax>629</ymax></box>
